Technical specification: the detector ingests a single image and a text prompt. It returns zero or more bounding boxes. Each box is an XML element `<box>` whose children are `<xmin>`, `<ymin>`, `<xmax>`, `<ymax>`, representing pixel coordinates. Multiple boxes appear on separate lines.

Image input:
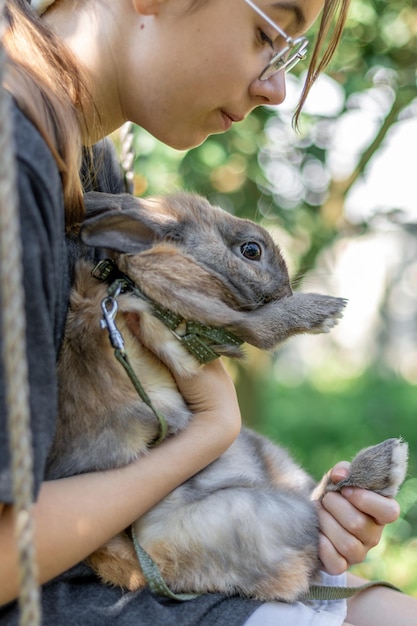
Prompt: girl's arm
<box><xmin>0</xmin><ymin>359</ymin><xmax>241</xmax><ymax>606</ymax></box>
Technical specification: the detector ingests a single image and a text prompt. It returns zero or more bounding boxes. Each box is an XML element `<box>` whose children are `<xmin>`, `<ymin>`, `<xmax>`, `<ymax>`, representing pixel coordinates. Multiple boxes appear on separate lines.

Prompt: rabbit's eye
<box><xmin>240</xmin><ymin>242</ymin><xmax>262</xmax><ymax>261</ymax></box>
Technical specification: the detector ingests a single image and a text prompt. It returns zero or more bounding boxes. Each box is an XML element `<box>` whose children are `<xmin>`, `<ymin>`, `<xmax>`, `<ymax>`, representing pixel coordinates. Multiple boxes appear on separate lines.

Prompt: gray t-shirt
<box><xmin>0</xmin><ymin>101</ymin><xmax>260</xmax><ymax>625</ymax></box>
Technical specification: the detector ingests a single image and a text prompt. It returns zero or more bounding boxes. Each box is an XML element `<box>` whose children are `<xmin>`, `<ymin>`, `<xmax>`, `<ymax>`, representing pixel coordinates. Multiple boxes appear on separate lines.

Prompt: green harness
<box><xmin>93</xmin><ymin>258</ymin><xmax>401</xmax><ymax>604</ymax></box>
<box><xmin>93</xmin><ymin>258</ymin><xmax>243</xmax><ymax>446</ymax></box>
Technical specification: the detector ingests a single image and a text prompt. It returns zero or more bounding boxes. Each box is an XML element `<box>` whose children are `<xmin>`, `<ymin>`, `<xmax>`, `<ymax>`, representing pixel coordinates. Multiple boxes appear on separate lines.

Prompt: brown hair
<box><xmin>294</xmin><ymin>0</ymin><xmax>351</xmax><ymax>126</ymax></box>
<box><xmin>3</xmin><ymin>0</ymin><xmax>87</xmax><ymax>228</ymax></box>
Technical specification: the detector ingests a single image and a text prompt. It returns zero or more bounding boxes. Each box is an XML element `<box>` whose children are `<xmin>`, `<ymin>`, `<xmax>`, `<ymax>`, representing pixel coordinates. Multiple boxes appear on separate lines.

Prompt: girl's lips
<box><xmin>220</xmin><ymin>110</ymin><xmax>244</xmax><ymax>130</ymax></box>
<box><xmin>223</xmin><ymin>111</ymin><xmax>244</xmax><ymax>123</ymax></box>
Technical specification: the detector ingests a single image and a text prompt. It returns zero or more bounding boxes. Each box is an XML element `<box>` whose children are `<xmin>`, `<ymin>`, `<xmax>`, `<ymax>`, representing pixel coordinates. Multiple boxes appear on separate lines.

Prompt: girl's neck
<box><xmin>44</xmin><ymin>1</ymin><xmax>133</xmax><ymax>144</ymax></box>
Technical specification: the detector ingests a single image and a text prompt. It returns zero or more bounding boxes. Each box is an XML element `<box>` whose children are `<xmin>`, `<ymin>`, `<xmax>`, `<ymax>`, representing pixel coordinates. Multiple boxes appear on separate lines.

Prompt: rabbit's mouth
<box><xmin>233</xmin><ymin>284</ymin><xmax>293</xmax><ymax>311</ymax></box>
<box><xmin>258</xmin><ymin>285</ymin><xmax>293</xmax><ymax>306</ymax></box>
<box><xmin>238</xmin><ymin>298</ymin><xmax>269</xmax><ymax>311</ymax></box>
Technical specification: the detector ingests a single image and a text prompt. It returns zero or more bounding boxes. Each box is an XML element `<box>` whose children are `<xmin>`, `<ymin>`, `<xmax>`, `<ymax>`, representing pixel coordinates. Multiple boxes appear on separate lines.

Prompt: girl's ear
<box><xmin>132</xmin><ymin>0</ymin><xmax>166</xmax><ymax>16</ymax></box>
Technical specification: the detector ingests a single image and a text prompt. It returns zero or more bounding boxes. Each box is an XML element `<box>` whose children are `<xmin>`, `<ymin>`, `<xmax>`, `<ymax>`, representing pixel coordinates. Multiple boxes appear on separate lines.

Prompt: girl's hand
<box><xmin>171</xmin><ymin>359</ymin><xmax>242</xmax><ymax>447</ymax></box>
<box><xmin>316</xmin><ymin>462</ymin><xmax>400</xmax><ymax>575</ymax></box>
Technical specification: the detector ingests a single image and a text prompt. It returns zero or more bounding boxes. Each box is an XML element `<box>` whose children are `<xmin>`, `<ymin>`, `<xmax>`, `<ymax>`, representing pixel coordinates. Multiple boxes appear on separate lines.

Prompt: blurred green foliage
<box><xmin>116</xmin><ymin>0</ymin><xmax>417</xmax><ymax>594</ymax></box>
<box><xmin>251</xmin><ymin>373</ymin><xmax>417</xmax><ymax>480</ymax></box>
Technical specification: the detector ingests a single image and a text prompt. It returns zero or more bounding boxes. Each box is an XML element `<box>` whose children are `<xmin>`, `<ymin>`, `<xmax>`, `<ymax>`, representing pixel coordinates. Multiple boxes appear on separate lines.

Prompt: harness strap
<box><xmin>93</xmin><ymin>258</ymin><xmax>244</xmax><ymax>365</ymax></box>
<box><xmin>95</xmin><ymin>258</ymin><xmax>244</xmax><ymax>446</ymax></box>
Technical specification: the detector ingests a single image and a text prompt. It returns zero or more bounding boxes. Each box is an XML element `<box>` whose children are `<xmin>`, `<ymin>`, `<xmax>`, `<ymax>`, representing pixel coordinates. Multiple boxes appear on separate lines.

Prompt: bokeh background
<box><xmin>114</xmin><ymin>0</ymin><xmax>417</xmax><ymax>594</ymax></box>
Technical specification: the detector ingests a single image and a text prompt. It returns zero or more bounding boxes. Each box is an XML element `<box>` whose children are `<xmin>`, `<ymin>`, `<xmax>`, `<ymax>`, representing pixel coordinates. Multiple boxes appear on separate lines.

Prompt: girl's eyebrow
<box><xmin>270</xmin><ymin>2</ymin><xmax>307</xmax><ymax>31</ymax></box>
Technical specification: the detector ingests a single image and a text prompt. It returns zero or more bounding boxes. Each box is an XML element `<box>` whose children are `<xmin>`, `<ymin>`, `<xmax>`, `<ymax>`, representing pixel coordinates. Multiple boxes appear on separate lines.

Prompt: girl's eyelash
<box><xmin>259</xmin><ymin>29</ymin><xmax>274</xmax><ymax>48</ymax></box>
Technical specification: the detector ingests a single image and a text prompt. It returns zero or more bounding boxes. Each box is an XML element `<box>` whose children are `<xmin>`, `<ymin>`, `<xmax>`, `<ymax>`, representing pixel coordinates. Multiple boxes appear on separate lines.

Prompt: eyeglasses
<box><xmin>244</xmin><ymin>0</ymin><xmax>309</xmax><ymax>80</ymax></box>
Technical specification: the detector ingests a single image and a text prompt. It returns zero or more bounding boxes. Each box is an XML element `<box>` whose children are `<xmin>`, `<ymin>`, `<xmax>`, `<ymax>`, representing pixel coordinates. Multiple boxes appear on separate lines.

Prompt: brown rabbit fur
<box><xmin>47</xmin><ymin>191</ymin><xmax>408</xmax><ymax>602</ymax></box>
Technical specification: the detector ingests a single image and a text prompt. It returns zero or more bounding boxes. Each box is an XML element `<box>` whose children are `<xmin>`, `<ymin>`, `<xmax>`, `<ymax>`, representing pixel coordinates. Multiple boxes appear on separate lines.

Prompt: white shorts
<box><xmin>243</xmin><ymin>572</ymin><xmax>348</xmax><ymax>626</ymax></box>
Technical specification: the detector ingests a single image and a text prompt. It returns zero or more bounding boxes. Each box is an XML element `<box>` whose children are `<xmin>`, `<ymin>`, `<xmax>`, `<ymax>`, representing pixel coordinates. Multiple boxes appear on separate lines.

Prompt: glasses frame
<box><xmin>244</xmin><ymin>0</ymin><xmax>309</xmax><ymax>80</ymax></box>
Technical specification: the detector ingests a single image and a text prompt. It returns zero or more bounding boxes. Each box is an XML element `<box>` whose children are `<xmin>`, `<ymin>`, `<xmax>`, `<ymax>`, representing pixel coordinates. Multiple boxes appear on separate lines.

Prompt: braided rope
<box><xmin>119</xmin><ymin>121</ymin><xmax>135</xmax><ymax>195</ymax></box>
<box><xmin>0</xmin><ymin>3</ymin><xmax>41</xmax><ymax>624</ymax></box>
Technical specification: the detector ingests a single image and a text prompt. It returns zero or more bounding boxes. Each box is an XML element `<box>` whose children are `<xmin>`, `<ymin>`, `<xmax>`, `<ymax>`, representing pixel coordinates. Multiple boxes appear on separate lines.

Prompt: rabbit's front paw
<box><xmin>288</xmin><ymin>293</ymin><xmax>347</xmax><ymax>334</ymax></box>
<box><xmin>326</xmin><ymin>438</ymin><xmax>408</xmax><ymax>497</ymax></box>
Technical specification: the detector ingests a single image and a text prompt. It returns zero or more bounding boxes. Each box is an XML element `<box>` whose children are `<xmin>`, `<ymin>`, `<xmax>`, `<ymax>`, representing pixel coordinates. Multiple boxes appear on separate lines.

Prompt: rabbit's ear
<box><xmin>81</xmin><ymin>193</ymin><xmax>178</xmax><ymax>253</ymax></box>
<box><xmin>81</xmin><ymin>211</ymin><xmax>160</xmax><ymax>253</ymax></box>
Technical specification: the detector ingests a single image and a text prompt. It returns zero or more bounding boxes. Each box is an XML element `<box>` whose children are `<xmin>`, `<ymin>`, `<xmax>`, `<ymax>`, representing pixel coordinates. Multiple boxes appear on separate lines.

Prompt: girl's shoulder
<box><xmin>10</xmin><ymin>96</ymin><xmax>67</xmax><ymax>267</ymax></box>
<box><xmin>11</xmin><ymin>97</ymin><xmax>62</xmax><ymax>200</ymax></box>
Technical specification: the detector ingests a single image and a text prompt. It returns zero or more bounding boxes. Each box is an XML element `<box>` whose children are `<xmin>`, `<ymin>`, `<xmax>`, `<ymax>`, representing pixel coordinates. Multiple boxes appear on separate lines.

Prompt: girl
<box><xmin>1</xmin><ymin>1</ymin><xmax>415</xmax><ymax>624</ymax></box>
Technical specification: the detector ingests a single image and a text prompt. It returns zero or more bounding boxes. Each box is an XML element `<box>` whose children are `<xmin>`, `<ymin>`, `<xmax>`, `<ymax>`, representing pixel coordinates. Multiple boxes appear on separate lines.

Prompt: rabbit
<box><xmin>47</xmin><ymin>191</ymin><xmax>408</xmax><ymax>602</ymax></box>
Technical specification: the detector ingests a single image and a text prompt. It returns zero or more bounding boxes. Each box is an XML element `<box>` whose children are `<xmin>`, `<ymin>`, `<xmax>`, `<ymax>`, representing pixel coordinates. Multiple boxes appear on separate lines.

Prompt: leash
<box><xmin>94</xmin><ymin>258</ymin><xmax>242</xmax><ymax>446</ymax></box>
<box><xmin>99</xmin><ymin>282</ymin><xmax>169</xmax><ymax>446</ymax></box>
<box><xmin>131</xmin><ymin>530</ymin><xmax>402</xmax><ymax>602</ymax></box>
<box><xmin>131</xmin><ymin>526</ymin><xmax>402</xmax><ymax>602</ymax></box>
<box><xmin>131</xmin><ymin>529</ymin><xmax>200</xmax><ymax>601</ymax></box>
<box><xmin>93</xmin><ymin>259</ymin><xmax>402</xmax><ymax>605</ymax></box>
<box><xmin>301</xmin><ymin>580</ymin><xmax>402</xmax><ymax>601</ymax></box>
<box><xmin>131</xmin><ymin>529</ymin><xmax>402</xmax><ymax>603</ymax></box>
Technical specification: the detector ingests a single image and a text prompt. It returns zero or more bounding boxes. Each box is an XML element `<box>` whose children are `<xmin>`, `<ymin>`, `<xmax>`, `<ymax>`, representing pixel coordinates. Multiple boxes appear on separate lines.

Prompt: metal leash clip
<box><xmin>100</xmin><ymin>287</ymin><xmax>125</xmax><ymax>353</ymax></box>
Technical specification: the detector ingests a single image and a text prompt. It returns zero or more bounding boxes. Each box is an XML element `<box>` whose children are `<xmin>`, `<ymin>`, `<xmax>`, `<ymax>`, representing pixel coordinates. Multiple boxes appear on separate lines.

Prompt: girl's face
<box><xmin>48</xmin><ymin>0</ymin><xmax>324</xmax><ymax>148</ymax></box>
<box><xmin>122</xmin><ymin>0</ymin><xmax>324</xmax><ymax>149</ymax></box>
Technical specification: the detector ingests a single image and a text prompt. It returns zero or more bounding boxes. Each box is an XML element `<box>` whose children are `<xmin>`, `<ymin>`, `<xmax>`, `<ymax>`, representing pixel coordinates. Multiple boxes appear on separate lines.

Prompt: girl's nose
<box><xmin>250</xmin><ymin>70</ymin><xmax>287</xmax><ymax>106</ymax></box>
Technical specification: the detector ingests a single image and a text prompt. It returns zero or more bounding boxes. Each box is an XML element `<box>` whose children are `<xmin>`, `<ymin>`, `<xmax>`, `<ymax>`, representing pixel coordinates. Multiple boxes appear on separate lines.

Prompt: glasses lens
<box><xmin>260</xmin><ymin>37</ymin><xmax>308</xmax><ymax>80</ymax></box>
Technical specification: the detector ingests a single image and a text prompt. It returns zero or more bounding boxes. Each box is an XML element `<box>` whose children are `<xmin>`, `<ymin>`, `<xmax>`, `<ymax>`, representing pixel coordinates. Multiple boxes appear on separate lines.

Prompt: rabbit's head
<box><xmin>81</xmin><ymin>191</ymin><xmax>292</xmax><ymax>315</ymax></box>
<box><xmin>81</xmin><ymin>191</ymin><xmax>345</xmax><ymax>355</ymax></box>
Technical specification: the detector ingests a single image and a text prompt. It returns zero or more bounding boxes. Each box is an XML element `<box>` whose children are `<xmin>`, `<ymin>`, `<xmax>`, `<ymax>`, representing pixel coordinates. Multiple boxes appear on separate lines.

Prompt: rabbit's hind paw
<box><xmin>326</xmin><ymin>438</ymin><xmax>408</xmax><ymax>498</ymax></box>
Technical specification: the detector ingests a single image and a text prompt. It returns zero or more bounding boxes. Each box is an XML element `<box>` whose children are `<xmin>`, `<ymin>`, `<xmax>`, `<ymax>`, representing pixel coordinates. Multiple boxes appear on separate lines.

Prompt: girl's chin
<box><xmin>145</xmin><ymin>120</ymin><xmax>224</xmax><ymax>151</ymax></box>
<box><xmin>157</xmin><ymin>132</ymin><xmax>210</xmax><ymax>152</ymax></box>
